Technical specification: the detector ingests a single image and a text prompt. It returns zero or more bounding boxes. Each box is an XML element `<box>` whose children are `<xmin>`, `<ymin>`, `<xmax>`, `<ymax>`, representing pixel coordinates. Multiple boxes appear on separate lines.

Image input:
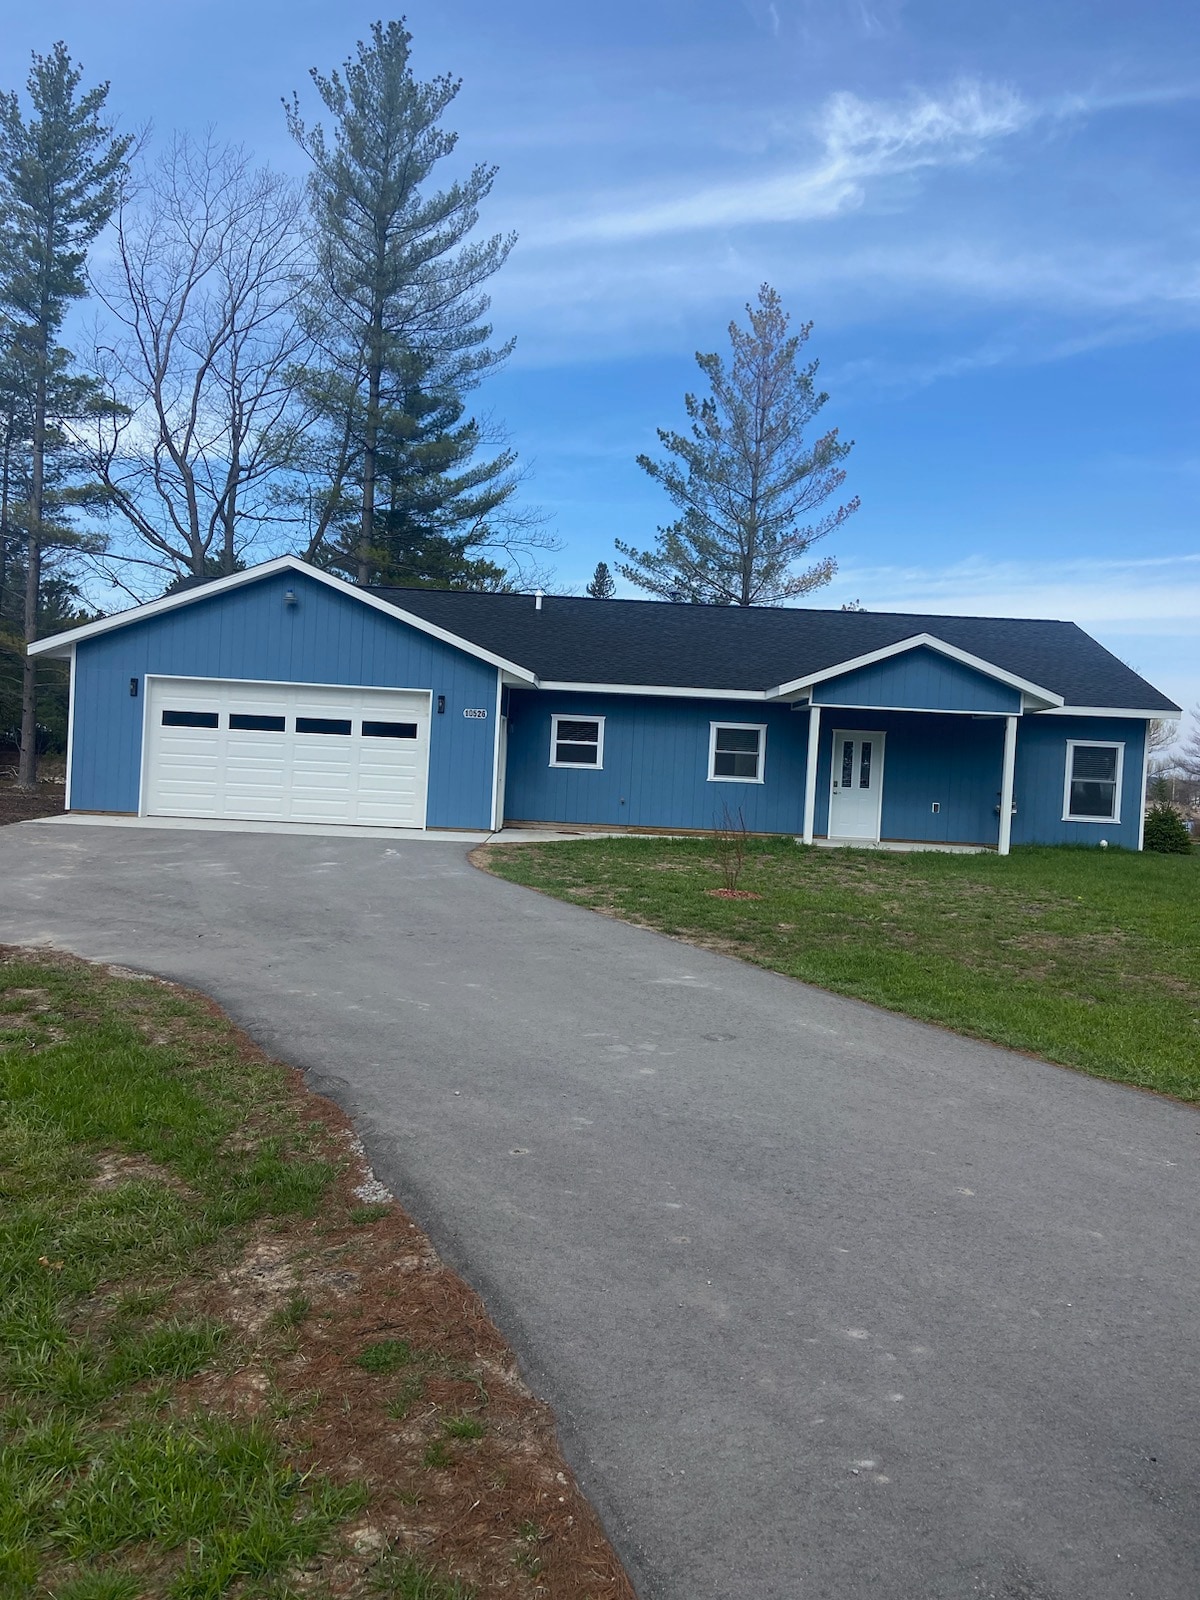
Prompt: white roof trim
<box><xmin>1033</xmin><ymin>704</ymin><xmax>1180</xmax><ymax>719</ymax></box>
<box><xmin>768</xmin><ymin>633</ymin><xmax>1064</xmax><ymax>709</ymax></box>
<box><xmin>28</xmin><ymin>556</ymin><xmax>538</xmax><ymax>683</ymax></box>
<box><xmin>536</xmin><ymin>681</ymin><xmax>767</xmax><ymax>700</ymax></box>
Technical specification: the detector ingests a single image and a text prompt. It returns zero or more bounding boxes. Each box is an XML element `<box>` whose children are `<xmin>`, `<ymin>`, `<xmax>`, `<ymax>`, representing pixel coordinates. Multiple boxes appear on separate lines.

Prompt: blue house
<box><xmin>30</xmin><ymin>556</ymin><xmax>1180</xmax><ymax>852</ymax></box>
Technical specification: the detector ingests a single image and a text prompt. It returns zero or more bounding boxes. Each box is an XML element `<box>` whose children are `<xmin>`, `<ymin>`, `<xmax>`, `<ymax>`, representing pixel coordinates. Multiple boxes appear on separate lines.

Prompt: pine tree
<box><xmin>617</xmin><ymin>285</ymin><xmax>858</xmax><ymax>607</ymax></box>
<box><xmin>0</xmin><ymin>42</ymin><xmax>129</xmax><ymax>785</ymax></box>
<box><xmin>287</xmin><ymin>21</ymin><xmax>539</xmax><ymax>589</ymax></box>
<box><xmin>585</xmin><ymin>561</ymin><xmax>616</xmax><ymax>599</ymax></box>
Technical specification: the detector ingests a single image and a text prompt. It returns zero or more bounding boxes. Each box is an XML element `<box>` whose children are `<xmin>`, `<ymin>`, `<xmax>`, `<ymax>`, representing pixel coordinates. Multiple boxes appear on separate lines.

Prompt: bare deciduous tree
<box><xmin>82</xmin><ymin>133</ymin><xmax>310</xmax><ymax>586</ymax></box>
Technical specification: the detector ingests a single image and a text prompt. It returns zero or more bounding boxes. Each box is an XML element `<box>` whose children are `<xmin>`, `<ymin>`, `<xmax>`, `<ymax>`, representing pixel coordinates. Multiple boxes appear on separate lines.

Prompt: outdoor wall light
<box><xmin>437</xmin><ymin>695</ymin><xmax>446</xmax><ymax>714</ymax></box>
<box><xmin>283</xmin><ymin>589</ymin><xmax>298</xmax><ymax>607</ymax></box>
<box><xmin>129</xmin><ymin>677</ymin><xmax>138</xmax><ymax>697</ymax></box>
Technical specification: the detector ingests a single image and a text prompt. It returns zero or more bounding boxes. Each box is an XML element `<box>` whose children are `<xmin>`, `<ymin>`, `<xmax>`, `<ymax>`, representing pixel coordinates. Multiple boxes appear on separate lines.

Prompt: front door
<box><xmin>828</xmin><ymin>730</ymin><xmax>886</xmax><ymax>840</ymax></box>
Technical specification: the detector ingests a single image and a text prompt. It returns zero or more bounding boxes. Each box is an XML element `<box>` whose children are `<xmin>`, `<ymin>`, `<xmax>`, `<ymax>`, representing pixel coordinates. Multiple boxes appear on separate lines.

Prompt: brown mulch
<box><xmin>0</xmin><ymin>777</ymin><xmax>65</xmax><ymax>825</ymax></box>
<box><xmin>705</xmin><ymin>888</ymin><xmax>762</xmax><ymax>900</ymax></box>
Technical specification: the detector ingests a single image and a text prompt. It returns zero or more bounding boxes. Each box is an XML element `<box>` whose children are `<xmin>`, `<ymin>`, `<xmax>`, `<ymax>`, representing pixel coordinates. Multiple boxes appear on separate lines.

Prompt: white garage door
<box><xmin>144</xmin><ymin>678</ymin><xmax>431</xmax><ymax>828</ymax></box>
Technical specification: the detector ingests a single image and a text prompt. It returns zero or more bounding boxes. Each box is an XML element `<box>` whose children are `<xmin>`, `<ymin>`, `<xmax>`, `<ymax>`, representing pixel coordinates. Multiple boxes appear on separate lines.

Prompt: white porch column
<box><xmin>998</xmin><ymin>714</ymin><xmax>1018</xmax><ymax>856</ymax></box>
<box><xmin>802</xmin><ymin>704</ymin><xmax>821</xmax><ymax>844</ymax></box>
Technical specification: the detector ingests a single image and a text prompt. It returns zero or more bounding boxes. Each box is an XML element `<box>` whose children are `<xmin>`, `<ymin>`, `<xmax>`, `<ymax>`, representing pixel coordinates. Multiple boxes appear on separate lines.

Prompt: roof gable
<box><xmin>773</xmin><ymin>634</ymin><xmax>1062</xmax><ymax>708</ymax></box>
<box><xmin>28</xmin><ymin>557</ymin><xmax>536</xmax><ymax>682</ymax></box>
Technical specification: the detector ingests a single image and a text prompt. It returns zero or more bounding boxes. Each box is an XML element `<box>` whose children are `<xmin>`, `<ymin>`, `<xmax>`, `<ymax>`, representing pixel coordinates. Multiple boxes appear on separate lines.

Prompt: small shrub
<box><xmin>1143</xmin><ymin>803</ymin><xmax>1192</xmax><ymax>854</ymax></box>
<box><xmin>712</xmin><ymin>804</ymin><xmax>749</xmax><ymax>892</ymax></box>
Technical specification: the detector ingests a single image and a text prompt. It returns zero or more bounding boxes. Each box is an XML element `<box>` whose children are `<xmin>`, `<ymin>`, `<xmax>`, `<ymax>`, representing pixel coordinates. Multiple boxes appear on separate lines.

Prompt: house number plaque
<box><xmin>462</xmin><ymin>707</ymin><xmax>488</xmax><ymax>719</ymax></box>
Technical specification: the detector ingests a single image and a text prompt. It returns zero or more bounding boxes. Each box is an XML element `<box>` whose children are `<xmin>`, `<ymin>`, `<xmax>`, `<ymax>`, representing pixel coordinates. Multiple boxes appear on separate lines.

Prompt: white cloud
<box><xmin>525</xmin><ymin>79</ymin><xmax>1031</xmax><ymax>247</ymax></box>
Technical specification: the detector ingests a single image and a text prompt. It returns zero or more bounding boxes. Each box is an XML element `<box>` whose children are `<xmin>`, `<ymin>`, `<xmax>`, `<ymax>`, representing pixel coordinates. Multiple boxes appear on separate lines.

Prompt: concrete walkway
<box><xmin>1</xmin><ymin>820</ymin><xmax>1197</xmax><ymax>1600</ymax></box>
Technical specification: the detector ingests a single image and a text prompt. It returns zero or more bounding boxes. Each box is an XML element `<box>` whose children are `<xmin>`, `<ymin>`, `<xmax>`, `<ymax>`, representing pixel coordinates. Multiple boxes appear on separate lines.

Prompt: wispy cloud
<box><xmin>826</xmin><ymin>552</ymin><xmax>1200</xmax><ymax>628</ymax></box>
<box><xmin>526</xmin><ymin>79</ymin><xmax>1031</xmax><ymax>246</ymax></box>
<box><xmin>821</xmin><ymin>553</ymin><xmax>1200</xmax><ymax>711</ymax></box>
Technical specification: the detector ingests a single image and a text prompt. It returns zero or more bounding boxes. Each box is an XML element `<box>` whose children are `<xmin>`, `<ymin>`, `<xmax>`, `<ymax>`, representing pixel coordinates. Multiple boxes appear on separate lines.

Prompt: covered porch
<box><xmin>798</xmin><ymin>706</ymin><xmax>1018</xmax><ymax>854</ymax></box>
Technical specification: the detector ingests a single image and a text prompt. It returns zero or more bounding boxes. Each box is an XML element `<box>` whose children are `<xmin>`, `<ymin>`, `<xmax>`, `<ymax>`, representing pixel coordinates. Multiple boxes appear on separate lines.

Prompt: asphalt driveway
<box><xmin>2</xmin><ymin>820</ymin><xmax>1198</xmax><ymax>1600</ymax></box>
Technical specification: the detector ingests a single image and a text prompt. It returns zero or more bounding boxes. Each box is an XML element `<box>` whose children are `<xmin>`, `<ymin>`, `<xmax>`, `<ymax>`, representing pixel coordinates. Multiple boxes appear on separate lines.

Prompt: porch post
<box><xmin>802</xmin><ymin>704</ymin><xmax>821</xmax><ymax>844</ymax></box>
<box><xmin>998</xmin><ymin>714</ymin><xmax>1018</xmax><ymax>856</ymax></box>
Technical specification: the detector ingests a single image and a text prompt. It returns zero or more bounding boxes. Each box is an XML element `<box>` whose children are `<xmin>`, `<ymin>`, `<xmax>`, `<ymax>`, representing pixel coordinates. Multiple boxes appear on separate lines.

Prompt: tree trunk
<box><xmin>359</xmin><ymin>356</ymin><xmax>381</xmax><ymax>586</ymax></box>
<box><xmin>17</xmin><ymin>355</ymin><xmax>46</xmax><ymax>791</ymax></box>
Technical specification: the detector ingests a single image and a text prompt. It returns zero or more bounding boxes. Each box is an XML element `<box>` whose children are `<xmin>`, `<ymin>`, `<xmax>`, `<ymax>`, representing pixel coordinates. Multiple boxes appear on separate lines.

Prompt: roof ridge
<box><xmin>370</xmin><ymin>585</ymin><xmax>1077</xmax><ymax>627</ymax></box>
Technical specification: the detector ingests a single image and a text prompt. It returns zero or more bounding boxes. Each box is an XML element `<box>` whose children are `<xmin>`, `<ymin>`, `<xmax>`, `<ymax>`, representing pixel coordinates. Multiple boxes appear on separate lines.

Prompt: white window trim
<box><xmin>1062</xmin><ymin>738</ymin><xmax>1124</xmax><ymax>824</ymax></box>
<box><xmin>549</xmin><ymin>713</ymin><xmax>605</xmax><ymax>770</ymax></box>
<box><xmin>708</xmin><ymin>721</ymin><xmax>767</xmax><ymax>784</ymax></box>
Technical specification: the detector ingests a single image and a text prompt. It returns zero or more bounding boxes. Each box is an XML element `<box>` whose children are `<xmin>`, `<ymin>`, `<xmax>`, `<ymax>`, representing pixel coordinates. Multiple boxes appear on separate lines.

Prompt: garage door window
<box><xmin>363</xmin><ymin>720</ymin><xmax>418</xmax><ymax>739</ymax></box>
<box><xmin>229</xmin><ymin>713</ymin><xmax>285</xmax><ymax>732</ymax></box>
<box><xmin>296</xmin><ymin>717</ymin><xmax>352</xmax><ymax>735</ymax></box>
<box><xmin>161</xmin><ymin>709</ymin><xmax>218</xmax><ymax>728</ymax></box>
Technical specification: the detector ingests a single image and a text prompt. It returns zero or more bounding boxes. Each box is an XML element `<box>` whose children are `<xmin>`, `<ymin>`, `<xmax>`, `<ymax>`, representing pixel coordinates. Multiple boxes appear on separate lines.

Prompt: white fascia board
<box><xmin>1033</xmin><ymin>704</ymin><xmax>1180</xmax><ymax>719</ymax></box>
<box><xmin>28</xmin><ymin>555</ymin><xmax>539</xmax><ymax>683</ymax></box>
<box><xmin>767</xmin><ymin>633</ymin><xmax>1064</xmax><ymax>709</ymax></box>
<box><xmin>535</xmin><ymin>681</ymin><xmax>767</xmax><ymax>700</ymax></box>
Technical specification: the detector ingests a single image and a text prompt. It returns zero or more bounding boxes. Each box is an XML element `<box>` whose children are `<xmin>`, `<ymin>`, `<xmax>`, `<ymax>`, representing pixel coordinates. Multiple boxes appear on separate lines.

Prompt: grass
<box><xmin>480</xmin><ymin>838</ymin><xmax>1200</xmax><ymax>1101</ymax></box>
<box><xmin>0</xmin><ymin>953</ymin><xmax>529</xmax><ymax>1600</ymax></box>
<box><xmin>0</xmin><ymin>954</ymin><xmax>362</xmax><ymax>1597</ymax></box>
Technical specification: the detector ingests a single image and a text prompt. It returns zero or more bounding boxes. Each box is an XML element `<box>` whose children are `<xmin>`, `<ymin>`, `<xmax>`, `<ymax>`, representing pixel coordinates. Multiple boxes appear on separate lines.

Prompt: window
<box><xmin>362</xmin><ymin>720</ymin><xmax>418</xmax><ymax>739</ymax></box>
<box><xmin>709</xmin><ymin>723</ymin><xmax>766</xmax><ymax>783</ymax></box>
<box><xmin>161</xmin><ymin>709</ymin><xmax>218</xmax><ymax>728</ymax></box>
<box><xmin>296</xmin><ymin>716</ymin><xmax>351</xmax><ymax>736</ymax></box>
<box><xmin>1063</xmin><ymin>740</ymin><xmax>1123</xmax><ymax>822</ymax></box>
<box><xmin>229</xmin><ymin>713</ymin><xmax>285</xmax><ymax>732</ymax></box>
<box><xmin>550</xmin><ymin>715</ymin><xmax>604</xmax><ymax>769</ymax></box>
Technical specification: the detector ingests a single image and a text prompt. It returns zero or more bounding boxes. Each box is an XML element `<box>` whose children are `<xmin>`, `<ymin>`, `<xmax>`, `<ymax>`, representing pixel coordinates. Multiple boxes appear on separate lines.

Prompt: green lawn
<box><xmin>478</xmin><ymin>840</ymin><xmax>1200</xmax><ymax>1102</ymax></box>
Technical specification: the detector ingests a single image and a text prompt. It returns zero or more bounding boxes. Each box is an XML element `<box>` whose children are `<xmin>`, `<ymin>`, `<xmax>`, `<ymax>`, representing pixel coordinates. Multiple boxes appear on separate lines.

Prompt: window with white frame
<box><xmin>1063</xmin><ymin>740</ymin><xmax>1123</xmax><ymax>822</ymax></box>
<box><xmin>708</xmin><ymin>722</ymin><xmax>767</xmax><ymax>783</ymax></box>
<box><xmin>550</xmin><ymin>715</ymin><xmax>604</xmax><ymax>769</ymax></box>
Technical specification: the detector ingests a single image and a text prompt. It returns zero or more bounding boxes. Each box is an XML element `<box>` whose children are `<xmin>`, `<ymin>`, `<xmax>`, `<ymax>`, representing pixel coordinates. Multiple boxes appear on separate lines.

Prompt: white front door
<box><xmin>828</xmin><ymin>729</ymin><xmax>886</xmax><ymax>840</ymax></box>
<box><xmin>144</xmin><ymin>677</ymin><xmax>431</xmax><ymax>828</ymax></box>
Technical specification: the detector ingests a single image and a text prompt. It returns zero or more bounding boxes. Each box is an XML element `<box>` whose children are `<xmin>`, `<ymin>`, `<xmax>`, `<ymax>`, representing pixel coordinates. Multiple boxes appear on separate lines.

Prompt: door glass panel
<box><xmin>362</xmin><ymin>721</ymin><xmax>418</xmax><ymax>739</ymax></box>
<box><xmin>229</xmin><ymin>713</ymin><xmax>285</xmax><ymax>732</ymax></box>
<box><xmin>859</xmin><ymin>741</ymin><xmax>872</xmax><ymax>788</ymax></box>
<box><xmin>840</xmin><ymin>741</ymin><xmax>854</xmax><ymax>787</ymax></box>
<box><xmin>295</xmin><ymin>717</ymin><xmax>351</xmax><ymax>735</ymax></box>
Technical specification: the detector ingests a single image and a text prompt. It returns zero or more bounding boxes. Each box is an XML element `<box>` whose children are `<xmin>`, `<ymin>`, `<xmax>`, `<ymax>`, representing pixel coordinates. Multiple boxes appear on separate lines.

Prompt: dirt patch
<box><xmin>91</xmin><ymin>1151</ymin><xmax>187</xmax><ymax>1191</ymax></box>
<box><xmin>171</xmin><ymin>1107</ymin><xmax>638</xmax><ymax>1597</ymax></box>
<box><xmin>0</xmin><ymin>778</ymin><xmax>65</xmax><ymax>826</ymax></box>
<box><xmin>705</xmin><ymin>888</ymin><xmax>762</xmax><ymax>901</ymax></box>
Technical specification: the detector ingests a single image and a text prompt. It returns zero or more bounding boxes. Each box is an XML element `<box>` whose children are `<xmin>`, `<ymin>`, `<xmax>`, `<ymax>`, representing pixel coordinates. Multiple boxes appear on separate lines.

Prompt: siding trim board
<box><xmin>64</xmin><ymin>644</ymin><xmax>77</xmax><ymax>811</ymax></box>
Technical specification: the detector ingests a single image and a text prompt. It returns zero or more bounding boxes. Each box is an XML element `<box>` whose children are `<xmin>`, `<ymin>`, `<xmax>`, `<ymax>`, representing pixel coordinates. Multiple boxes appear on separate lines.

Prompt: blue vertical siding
<box><xmin>812</xmin><ymin>647</ymin><xmax>1022</xmax><ymax>713</ymax></box>
<box><xmin>503</xmin><ymin>692</ymin><xmax>810</xmax><ymax>832</ymax></box>
<box><xmin>1012</xmin><ymin>716</ymin><xmax>1146</xmax><ymax>850</ymax></box>
<box><xmin>69</xmin><ymin>570</ymin><xmax>499</xmax><ymax>829</ymax></box>
<box><xmin>505</xmin><ymin>695</ymin><xmax>1145</xmax><ymax>848</ymax></box>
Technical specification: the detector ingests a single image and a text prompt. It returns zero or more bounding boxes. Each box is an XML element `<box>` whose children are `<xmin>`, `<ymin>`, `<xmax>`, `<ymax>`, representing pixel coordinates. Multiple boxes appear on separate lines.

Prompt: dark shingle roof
<box><xmin>369</xmin><ymin>588</ymin><xmax>1179</xmax><ymax>712</ymax></box>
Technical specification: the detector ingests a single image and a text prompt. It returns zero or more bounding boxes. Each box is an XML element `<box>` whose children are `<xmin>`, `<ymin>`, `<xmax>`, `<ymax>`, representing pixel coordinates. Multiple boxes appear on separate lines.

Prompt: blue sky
<box><xmin>6</xmin><ymin>0</ymin><xmax>1198</xmax><ymax>717</ymax></box>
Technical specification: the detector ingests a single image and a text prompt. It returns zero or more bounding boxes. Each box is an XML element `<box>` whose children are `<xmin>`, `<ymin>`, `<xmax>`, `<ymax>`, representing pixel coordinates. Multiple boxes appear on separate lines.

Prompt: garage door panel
<box><xmin>145</xmin><ymin>679</ymin><xmax>431</xmax><ymax>828</ymax></box>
